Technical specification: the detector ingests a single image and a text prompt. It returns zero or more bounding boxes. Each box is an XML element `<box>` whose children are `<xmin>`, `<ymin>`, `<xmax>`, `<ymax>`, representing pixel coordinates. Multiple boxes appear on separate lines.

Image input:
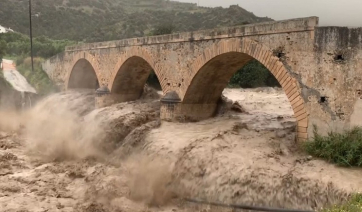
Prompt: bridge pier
<box><xmin>161</xmin><ymin>103</ymin><xmax>217</xmax><ymax>122</ymax></box>
<box><xmin>160</xmin><ymin>91</ymin><xmax>217</xmax><ymax>122</ymax></box>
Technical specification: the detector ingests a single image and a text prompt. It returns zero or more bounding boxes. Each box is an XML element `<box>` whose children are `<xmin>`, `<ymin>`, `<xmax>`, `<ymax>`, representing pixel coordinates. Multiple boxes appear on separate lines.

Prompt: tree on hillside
<box><xmin>0</xmin><ymin>40</ymin><xmax>7</xmax><ymax>61</ymax></box>
<box><xmin>0</xmin><ymin>0</ymin><xmax>273</xmax><ymax>42</ymax></box>
<box><xmin>0</xmin><ymin>32</ymin><xmax>75</xmax><ymax>59</ymax></box>
<box><xmin>233</xmin><ymin>21</ymin><xmax>251</xmax><ymax>26</ymax></box>
<box><xmin>150</xmin><ymin>24</ymin><xmax>175</xmax><ymax>36</ymax></box>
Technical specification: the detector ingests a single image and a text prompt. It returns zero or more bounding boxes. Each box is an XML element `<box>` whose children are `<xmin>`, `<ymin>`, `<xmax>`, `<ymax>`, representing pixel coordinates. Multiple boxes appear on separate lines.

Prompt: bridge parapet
<box><xmin>65</xmin><ymin>17</ymin><xmax>319</xmax><ymax>52</ymax></box>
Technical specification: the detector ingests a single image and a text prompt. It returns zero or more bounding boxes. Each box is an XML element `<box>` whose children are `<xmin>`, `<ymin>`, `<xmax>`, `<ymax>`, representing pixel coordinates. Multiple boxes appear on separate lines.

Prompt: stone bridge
<box><xmin>42</xmin><ymin>17</ymin><xmax>362</xmax><ymax>141</ymax></box>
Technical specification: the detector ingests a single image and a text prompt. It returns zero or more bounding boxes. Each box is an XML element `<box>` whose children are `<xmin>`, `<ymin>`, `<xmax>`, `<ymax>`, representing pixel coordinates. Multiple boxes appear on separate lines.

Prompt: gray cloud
<box><xmin>175</xmin><ymin>0</ymin><xmax>362</xmax><ymax>27</ymax></box>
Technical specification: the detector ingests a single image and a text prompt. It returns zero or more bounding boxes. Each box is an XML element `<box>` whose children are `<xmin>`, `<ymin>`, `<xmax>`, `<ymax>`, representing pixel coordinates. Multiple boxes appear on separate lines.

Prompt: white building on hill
<box><xmin>0</xmin><ymin>25</ymin><xmax>6</xmax><ymax>33</ymax></box>
<box><xmin>0</xmin><ymin>25</ymin><xmax>14</xmax><ymax>33</ymax></box>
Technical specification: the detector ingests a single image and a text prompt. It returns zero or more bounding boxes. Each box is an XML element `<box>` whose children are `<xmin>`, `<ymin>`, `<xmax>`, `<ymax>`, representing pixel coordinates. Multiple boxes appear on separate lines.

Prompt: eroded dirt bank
<box><xmin>0</xmin><ymin>87</ymin><xmax>361</xmax><ymax>212</ymax></box>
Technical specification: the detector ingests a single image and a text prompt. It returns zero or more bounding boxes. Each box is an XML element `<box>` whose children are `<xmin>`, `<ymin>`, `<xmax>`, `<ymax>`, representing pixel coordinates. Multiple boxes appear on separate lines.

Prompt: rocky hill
<box><xmin>0</xmin><ymin>0</ymin><xmax>272</xmax><ymax>42</ymax></box>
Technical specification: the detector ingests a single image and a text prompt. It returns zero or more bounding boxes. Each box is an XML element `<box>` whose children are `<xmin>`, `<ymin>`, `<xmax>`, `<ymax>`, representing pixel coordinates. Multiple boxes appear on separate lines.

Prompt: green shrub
<box><xmin>0</xmin><ymin>32</ymin><xmax>76</xmax><ymax>59</ymax></box>
<box><xmin>229</xmin><ymin>59</ymin><xmax>280</xmax><ymax>88</ymax></box>
<box><xmin>322</xmin><ymin>194</ymin><xmax>362</xmax><ymax>212</ymax></box>
<box><xmin>0</xmin><ymin>39</ymin><xmax>7</xmax><ymax>60</ymax></box>
<box><xmin>16</xmin><ymin>57</ymin><xmax>57</xmax><ymax>95</ymax></box>
<box><xmin>149</xmin><ymin>24</ymin><xmax>175</xmax><ymax>36</ymax></box>
<box><xmin>15</xmin><ymin>55</ymin><xmax>26</xmax><ymax>65</ymax></box>
<box><xmin>0</xmin><ymin>71</ymin><xmax>12</xmax><ymax>88</ymax></box>
<box><xmin>303</xmin><ymin>125</ymin><xmax>362</xmax><ymax>167</ymax></box>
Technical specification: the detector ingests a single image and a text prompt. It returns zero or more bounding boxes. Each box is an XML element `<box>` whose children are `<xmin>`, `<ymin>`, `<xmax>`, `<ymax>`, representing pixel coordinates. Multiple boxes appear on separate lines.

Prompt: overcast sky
<box><xmin>176</xmin><ymin>0</ymin><xmax>362</xmax><ymax>27</ymax></box>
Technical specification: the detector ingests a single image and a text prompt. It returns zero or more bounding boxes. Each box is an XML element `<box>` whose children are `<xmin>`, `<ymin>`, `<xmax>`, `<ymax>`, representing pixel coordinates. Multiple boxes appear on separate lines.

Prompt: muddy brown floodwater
<box><xmin>0</xmin><ymin>87</ymin><xmax>362</xmax><ymax>212</ymax></box>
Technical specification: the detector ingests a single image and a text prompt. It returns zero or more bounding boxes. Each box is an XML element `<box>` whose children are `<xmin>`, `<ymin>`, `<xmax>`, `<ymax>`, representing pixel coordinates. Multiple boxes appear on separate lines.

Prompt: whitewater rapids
<box><xmin>0</xmin><ymin>87</ymin><xmax>361</xmax><ymax>212</ymax></box>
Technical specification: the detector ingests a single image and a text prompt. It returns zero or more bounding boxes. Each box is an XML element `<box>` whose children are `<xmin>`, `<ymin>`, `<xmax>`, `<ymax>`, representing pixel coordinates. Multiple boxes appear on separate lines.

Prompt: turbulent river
<box><xmin>0</xmin><ymin>87</ymin><xmax>361</xmax><ymax>212</ymax></box>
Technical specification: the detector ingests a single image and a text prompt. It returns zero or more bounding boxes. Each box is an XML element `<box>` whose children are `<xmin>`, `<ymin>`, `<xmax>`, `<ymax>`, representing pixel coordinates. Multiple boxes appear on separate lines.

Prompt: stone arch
<box><xmin>66</xmin><ymin>52</ymin><xmax>101</xmax><ymax>90</ymax></box>
<box><xmin>182</xmin><ymin>38</ymin><xmax>308</xmax><ymax>140</ymax></box>
<box><xmin>108</xmin><ymin>47</ymin><xmax>165</xmax><ymax>101</ymax></box>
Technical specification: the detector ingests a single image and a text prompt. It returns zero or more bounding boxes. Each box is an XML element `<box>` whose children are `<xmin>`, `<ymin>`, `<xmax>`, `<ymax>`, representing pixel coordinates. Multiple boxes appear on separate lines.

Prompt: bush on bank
<box><xmin>0</xmin><ymin>71</ymin><xmax>12</xmax><ymax>89</ymax></box>
<box><xmin>16</xmin><ymin>57</ymin><xmax>57</xmax><ymax>95</ymax></box>
<box><xmin>303</xmin><ymin>125</ymin><xmax>362</xmax><ymax>167</ymax></box>
<box><xmin>321</xmin><ymin>194</ymin><xmax>362</xmax><ymax>212</ymax></box>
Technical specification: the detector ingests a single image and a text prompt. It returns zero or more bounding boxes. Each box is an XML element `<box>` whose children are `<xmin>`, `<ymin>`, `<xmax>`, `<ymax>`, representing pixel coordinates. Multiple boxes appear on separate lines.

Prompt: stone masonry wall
<box><xmin>307</xmin><ymin>27</ymin><xmax>362</xmax><ymax>134</ymax></box>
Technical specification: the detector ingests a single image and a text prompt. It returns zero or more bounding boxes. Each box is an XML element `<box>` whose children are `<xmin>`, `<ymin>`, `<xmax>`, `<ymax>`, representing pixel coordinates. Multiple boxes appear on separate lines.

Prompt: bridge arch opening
<box><xmin>146</xmin><ymin>70</ymin><xmax>162</xmax><ymax>91</ymax></box>
<box><xmin>68</xmin><ymin>59</ymin><xmax>100</xmax><ymax>90</ymax></box>
<box><xmin>229</xmin><ymin>59</ymin><xmax>280</xmax><ymax>89</ymax></box>
<box><xmin>183</xmin><ymin>49</ymin><xmax>308</xmax><ymax>140</ymax></box>
<box><xmin>111</xmin><ymin>56</ymin><xmax>161</xmax><ymax>100</ymax></box>
<box><xmin>184</xmin><ymin>52</ymin><xmax>256</xmax><ymax>105</ymax></box>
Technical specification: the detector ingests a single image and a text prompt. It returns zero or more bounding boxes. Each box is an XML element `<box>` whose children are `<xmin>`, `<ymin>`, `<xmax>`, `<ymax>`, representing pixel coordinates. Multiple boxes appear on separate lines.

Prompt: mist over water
<box><xmin>23</xmin><ymin>90</ymin><xmax>102</xmax><ymax>161</ymax></box>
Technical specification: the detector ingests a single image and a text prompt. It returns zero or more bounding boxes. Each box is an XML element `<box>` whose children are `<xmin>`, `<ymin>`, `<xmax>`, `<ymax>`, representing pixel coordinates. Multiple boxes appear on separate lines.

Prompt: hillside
<box><xmin>0</xmin><ymin>0</ymin><xmax>272</xmax><ymax>42</ymax></box>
